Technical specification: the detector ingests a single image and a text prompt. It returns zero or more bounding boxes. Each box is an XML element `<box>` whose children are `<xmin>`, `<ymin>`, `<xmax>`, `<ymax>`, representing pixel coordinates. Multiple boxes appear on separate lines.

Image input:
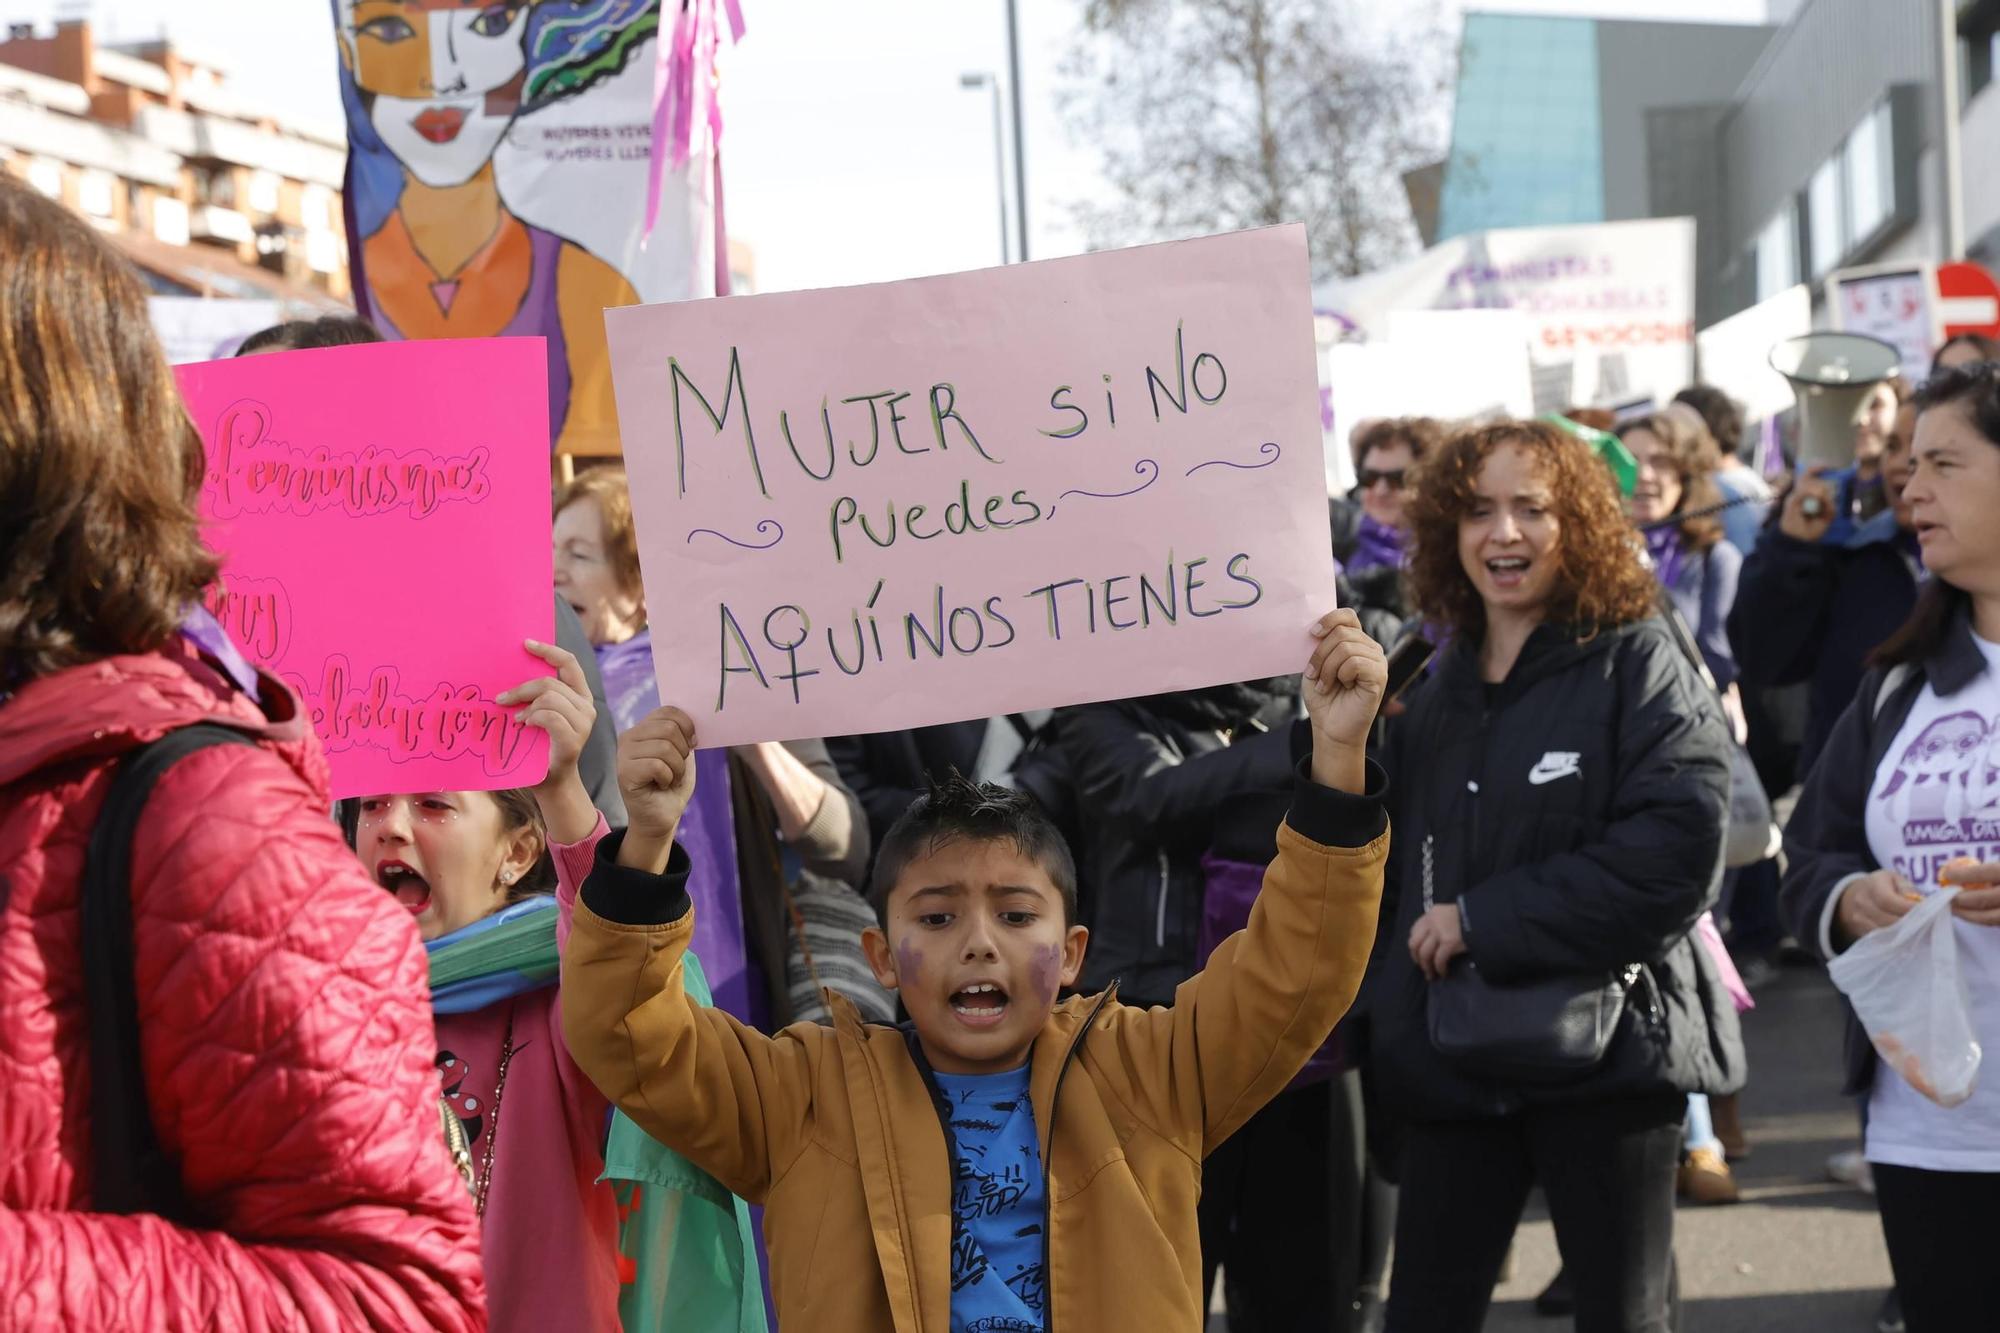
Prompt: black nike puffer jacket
<box><xmin>1362</xmin><ymin>616</ymin><xmax>1747</xmax><ymax>1122</ymax></box>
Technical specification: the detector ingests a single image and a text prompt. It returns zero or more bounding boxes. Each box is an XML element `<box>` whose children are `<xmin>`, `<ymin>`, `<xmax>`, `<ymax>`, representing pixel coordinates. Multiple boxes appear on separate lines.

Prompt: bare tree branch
<box><xmin>1061</xmin><ymin>0</ymin><xmax>1451</xmax><ymax>280</ymax></box>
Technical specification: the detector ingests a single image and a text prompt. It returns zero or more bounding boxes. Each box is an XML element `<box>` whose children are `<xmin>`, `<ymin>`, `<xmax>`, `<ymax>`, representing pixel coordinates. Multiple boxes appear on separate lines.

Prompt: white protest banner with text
<box><xmin>1315</xmin><ymin>217</ymin><xmax>1695</xmax><ymax>414</ymax></box>
<box><xmin>608</xmin><ymin>226</ymin><xmax>1335</xmax><ymax>746</ymax></box>
<box><xmin>1829</xmin><ymin>264</ymin><xmax>1942</xmax><ymax>384</ymax></box>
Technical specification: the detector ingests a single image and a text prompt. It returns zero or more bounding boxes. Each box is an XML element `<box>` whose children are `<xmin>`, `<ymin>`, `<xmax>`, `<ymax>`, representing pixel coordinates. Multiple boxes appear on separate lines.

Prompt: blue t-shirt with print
<box><xmin>934</xmin><ymin>1064</ymin><xmax>1046</xmax><ymax>1333</ymax></box>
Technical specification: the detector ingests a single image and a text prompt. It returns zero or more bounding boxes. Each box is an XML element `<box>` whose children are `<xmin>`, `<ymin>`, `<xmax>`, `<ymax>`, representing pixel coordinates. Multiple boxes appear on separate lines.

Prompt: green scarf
<box><xmin>429</xmin><ymin>906</ymin><xmax>767</xmax><ymax>1333</ymax></box>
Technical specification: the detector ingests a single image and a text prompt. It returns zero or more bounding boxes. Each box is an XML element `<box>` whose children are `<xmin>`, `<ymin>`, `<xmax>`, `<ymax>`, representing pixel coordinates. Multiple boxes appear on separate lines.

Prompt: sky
<box><xmin>14</xmin><ymin>0</ymin><xmax>1773</xmax><ymax>293</ymax></box>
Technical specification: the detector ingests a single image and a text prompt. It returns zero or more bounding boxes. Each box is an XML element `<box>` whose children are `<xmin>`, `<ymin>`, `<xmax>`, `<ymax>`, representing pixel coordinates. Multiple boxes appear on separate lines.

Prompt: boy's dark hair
<box><xmin>869</xmin><ymin>772</ymin><xmax>1078</xmax><ymax>927</ymax></box>
<box><xmin>235</xmin><ymin>315</ymin><xmax>383</xmax><ymax>356</ymax></box>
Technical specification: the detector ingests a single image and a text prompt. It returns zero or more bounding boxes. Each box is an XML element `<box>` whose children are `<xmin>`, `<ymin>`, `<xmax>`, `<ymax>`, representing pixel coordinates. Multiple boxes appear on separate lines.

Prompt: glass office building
<box><xmin>1436</xmin><ymin>14</ymin><xmax>1606</xmax><ymax>240</ymax></box>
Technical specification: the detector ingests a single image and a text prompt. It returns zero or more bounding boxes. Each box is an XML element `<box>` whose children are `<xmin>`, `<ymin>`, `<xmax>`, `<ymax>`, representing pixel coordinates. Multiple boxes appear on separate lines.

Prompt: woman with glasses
<box><xmin>1334</xmin><ymin>418</ymin><xmax>1443</xmax><ymax>639</ymax></box>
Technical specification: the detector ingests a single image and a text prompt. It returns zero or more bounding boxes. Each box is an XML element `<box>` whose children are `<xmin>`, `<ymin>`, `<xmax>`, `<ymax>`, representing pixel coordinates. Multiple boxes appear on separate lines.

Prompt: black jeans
<box><xmin>1872</xmin><ymin>1163</ymin><xmax>2000</xmax><ymax>1332</ymax></box>
<box><xmin>1385</xmin><ymin>1092</ymin><xmax>1684</xmax><ymax>1333</ymax></box>
<box><xmin>1200</xmin><ymin>1071</ymin><xmax>1397</xmax><ymax>1332</ymax></box>
<box><xmin>1721</xmin><ymin>858</ymin><xmax>1785</xmax><ymax>955</ymax></box>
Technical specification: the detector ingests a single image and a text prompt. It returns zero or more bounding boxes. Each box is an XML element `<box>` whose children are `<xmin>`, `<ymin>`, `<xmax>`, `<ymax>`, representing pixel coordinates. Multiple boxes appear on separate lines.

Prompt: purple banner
<box><xmin>599</xmin><ymin>632</ymin><xmax>750</xmax><ymax>1019</ymax></box>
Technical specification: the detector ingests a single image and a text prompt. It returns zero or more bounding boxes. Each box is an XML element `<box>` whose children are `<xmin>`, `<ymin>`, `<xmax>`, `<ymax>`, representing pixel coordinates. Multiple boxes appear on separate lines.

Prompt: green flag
<box><xmin>428</xmin><ymin>904</ymin><xmax>765</xmax><ymax>1331</ymax></box>
<box><xmin>604</xmin><ymin>951</ymin><xmax>769</xmax><ymax>1333</ymax></box>
<box><xmin>1543</xmin><ymin>412</ymin><xmax>1638</xmax><ymax>497</ymax></box>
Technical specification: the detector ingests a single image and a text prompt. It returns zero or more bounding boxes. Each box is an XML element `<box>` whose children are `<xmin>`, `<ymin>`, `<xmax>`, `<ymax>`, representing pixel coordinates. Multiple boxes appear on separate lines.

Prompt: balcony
<box><xmin>190</xmin><ymin>202</ymin><xmax>251</xmax><ymax>246</ymax></box>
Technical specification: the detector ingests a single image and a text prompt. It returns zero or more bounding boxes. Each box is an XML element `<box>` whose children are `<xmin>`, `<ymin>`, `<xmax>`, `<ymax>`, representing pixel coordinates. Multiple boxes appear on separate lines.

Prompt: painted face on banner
<box><xmin>341</xmin><ymin>0</ymin><xmax>532</xmax><ymax>188</ymax></box>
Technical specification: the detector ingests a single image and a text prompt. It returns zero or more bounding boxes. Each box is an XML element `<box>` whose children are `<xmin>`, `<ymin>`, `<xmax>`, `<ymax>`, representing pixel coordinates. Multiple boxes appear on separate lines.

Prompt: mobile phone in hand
<box><xmin>1384</xmin><ymin>634</ymin><xmax>1436</xmax><ymax>704</ymax></box>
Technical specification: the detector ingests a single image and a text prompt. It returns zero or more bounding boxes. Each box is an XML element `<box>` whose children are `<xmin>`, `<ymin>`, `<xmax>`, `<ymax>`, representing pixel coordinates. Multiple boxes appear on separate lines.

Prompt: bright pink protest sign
<box><xmin>177</xmin><ymin>338</ymin><xmax>554</xmax><ymax>798</ymax></box>
<box><xmin>607</xmin><ymin>226</ymin><xmax>1336</xmax><ymax>747</ymax></box>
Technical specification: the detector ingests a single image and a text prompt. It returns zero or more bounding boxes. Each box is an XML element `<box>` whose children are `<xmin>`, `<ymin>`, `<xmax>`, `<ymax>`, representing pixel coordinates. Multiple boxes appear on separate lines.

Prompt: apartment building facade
<box><xmin>0</xmin><ymin>18</ymin><xmax>348</xmax><ymax>311</ymax></box>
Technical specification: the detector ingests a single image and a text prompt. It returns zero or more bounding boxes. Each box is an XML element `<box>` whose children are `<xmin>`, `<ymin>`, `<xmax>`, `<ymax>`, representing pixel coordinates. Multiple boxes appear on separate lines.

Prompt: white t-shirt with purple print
<box><xmin>1862</xmin><ymin>633</ymin><xmax>2000</xmax><ymax>1172</ymax></box>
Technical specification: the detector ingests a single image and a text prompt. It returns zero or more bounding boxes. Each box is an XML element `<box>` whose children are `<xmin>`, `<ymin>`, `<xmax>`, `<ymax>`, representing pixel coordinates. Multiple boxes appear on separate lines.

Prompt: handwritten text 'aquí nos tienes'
<box><xmin>716</xmin><ymin>548</ymin><xmax>1265</xmax><ymax>713</ymax></box>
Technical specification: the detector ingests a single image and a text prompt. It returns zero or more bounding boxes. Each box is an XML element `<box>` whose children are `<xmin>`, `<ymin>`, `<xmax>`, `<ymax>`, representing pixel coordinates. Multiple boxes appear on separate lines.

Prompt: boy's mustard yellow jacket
<box><xmin>561</xmin><ymin>766</ymin><xmax>1387</xmax><ymax>1333</ymax></box>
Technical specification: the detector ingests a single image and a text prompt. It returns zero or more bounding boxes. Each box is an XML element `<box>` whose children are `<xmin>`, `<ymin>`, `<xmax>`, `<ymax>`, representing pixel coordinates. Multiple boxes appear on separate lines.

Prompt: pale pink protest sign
<box><xmin>607</xmin><ymin>226</ymin><xmax>1336</xmax><ymax>746</ymax></box>
<box><xmin>177</xmin><ymin>338</ymin><xmax>554</xmax><ymax>798</ymax></box>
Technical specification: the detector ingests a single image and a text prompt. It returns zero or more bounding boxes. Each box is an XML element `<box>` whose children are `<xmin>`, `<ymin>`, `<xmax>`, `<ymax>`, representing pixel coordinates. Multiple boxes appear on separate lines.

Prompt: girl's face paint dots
<box><xmin>357</xmin><ymin>789</ymin><xmax>531</xmax><ymax>940</ymax></box>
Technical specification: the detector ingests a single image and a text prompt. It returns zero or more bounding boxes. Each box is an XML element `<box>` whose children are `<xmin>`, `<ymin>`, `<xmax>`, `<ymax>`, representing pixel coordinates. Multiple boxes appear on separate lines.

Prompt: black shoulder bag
<box><xmin>82</xmin><ymin>724</ymin><xmax>255</xmax><ymax>1219</ymax></box>
<box><xmin>1423</xmin><ymin>831</ymin><xmax>1640</xmax><ymax>1082</ymax></box>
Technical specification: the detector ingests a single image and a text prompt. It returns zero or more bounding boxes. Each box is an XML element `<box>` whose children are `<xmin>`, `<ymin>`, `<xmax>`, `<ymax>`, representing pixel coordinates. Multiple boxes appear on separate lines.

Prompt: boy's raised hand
<box><xmin>616</xmin><ymin>706</ymin><xmax>699</xmax><ymax>873</ymax></box>
<box><xmin>500</xmin><ymin>638</ymin><xmax>599</xmax><ymax>843</ymax></box>
<box><xmin>1302</xmin><ymin>608</ymin><xmax>1386</xmax><ymax>793</ymax></box>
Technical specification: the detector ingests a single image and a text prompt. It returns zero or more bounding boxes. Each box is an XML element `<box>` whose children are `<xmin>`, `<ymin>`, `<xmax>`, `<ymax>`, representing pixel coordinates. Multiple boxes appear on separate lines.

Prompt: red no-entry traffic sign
<box><xmin>1938</xmin><ymin>261</ymin><xmax>2000</xmax><ymax>340</ymax></box>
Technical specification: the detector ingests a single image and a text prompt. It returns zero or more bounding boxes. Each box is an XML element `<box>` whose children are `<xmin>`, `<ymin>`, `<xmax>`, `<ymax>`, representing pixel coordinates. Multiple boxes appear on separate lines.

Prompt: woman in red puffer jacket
<box><xmin>0</xmin><ymin>176</ymin><xmax>486</xmax><ymax>1329</ymax></box>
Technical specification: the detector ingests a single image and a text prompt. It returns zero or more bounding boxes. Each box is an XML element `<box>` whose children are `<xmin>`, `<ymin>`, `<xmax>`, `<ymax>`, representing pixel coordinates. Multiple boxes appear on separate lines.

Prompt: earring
<box><xmin>501</xmin><ymin>871</ymin><xmax>516</xmax><ymax>885</ymax></box>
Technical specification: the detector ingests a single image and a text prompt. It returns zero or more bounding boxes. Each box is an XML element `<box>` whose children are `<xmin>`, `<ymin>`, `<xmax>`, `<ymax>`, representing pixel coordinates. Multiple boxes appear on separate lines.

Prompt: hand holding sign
<box><xmin>616</xmin><ymin>706</ymin><xmax>700</xmax><ymax>875</ymax></box>
<box><xmin>500</xmin><ymin>638</ymin><xmax>600</xmax><ymax>844</ymax></box>
<box><xmin>1303</xmin><ymin>609</ymin><xmax>1385</xmax><ymax>794</ymax></box>
<box><xmin>501</xmin><ymin>640</ymin><xmax>598</xmax><ymax>781</ymax></box>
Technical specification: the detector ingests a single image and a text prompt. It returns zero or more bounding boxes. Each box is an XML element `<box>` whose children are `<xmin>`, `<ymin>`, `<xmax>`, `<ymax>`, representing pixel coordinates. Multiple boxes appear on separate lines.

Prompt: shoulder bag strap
<box><xmin>82</xmin><ymin>723</ymin><xmax>255</xmax><ymax>1217</ymax></box>
<box><xmin>1698</xmin><ymin>545</ymin><xmax>1720</xmax><ymax>643</ymax></box>
<box><xmin>1656</xmin><ymin>587</ymin><xmax>1721</xmax><ymax>696</ymax></box>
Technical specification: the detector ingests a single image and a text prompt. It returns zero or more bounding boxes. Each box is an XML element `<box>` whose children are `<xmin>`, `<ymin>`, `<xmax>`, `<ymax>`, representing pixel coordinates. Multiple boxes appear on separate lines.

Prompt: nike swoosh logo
<box><xmin>1528</xmin><ymin>763</ymin><xmax>1580</xmax><ymax>785</ymax></box>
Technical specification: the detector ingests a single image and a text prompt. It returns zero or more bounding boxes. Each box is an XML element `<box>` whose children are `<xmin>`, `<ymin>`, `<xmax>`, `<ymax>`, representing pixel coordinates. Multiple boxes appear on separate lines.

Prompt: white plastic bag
<box><xmin>1829</xmin><ymin>888</ymin><xmax>1983</xmax><ymax>1108</ymax></box>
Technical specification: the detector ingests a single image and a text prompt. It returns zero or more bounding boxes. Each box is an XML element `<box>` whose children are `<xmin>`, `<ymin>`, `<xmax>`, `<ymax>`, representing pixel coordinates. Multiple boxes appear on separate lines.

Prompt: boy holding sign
<box><xmin>559</xmin><ymin>608</ymin><xmax>1387</xmax><ymax>1331</ymax></box>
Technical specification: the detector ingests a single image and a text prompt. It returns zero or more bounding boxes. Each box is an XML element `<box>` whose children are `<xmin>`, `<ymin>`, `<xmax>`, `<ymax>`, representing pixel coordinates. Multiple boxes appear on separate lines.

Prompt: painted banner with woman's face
<box><xmin>333</xmin><ymin>0</ymin><xmax>722</xmax><ymax>457</ymax></box>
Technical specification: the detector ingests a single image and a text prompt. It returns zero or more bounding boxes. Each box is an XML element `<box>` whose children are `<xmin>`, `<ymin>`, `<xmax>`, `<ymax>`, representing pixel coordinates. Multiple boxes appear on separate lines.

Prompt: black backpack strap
<box><xmin>82</xmin><ymin>723</ymin><xmax>256</xmax><ymax>1217</ymax></box>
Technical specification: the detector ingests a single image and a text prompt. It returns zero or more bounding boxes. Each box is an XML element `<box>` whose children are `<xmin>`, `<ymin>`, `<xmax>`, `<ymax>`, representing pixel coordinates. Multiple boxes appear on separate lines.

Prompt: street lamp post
<box><xmin>1939</xmin><ymin>0</ymin><xmax>1966</xmax><ymax>259</ymax></box>
<box><xmin>961</xmin><ymin>72</ymin><xmax>1011</xmax><ymax>264</ymax></box>
<box><xmin>1005</xmin><ymin>0</ymin><xmax>1028</xmax><ymax>260</ymax></box>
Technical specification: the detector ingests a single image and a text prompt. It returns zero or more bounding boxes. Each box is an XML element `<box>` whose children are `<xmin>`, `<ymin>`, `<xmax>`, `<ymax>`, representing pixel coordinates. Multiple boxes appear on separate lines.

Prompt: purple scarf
<box><xmin>1347</xmin><ymin>514</ymin><xmax>1405</xmax><ymax>576</ymax></box>
<box><xmin>1643</xmin><ymin>526</ymin><xmax>1685</xmax><ymax>592</ymax></box>
<box><xmin>180</xmin><ymin>604</ymin><xmax>262</xmax><ymax>702</ymax></box>
<box><xmin>596</xmin><ymin>630</ymin><xmax>753</xmax><ymax>1020</ymax></box>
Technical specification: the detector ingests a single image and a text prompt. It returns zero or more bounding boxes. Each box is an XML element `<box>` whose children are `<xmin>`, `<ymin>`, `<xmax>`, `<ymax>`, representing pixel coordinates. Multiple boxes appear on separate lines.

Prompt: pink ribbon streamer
<box><xmin>643</xmin><ymin>0</ymin><xmax>745</xmax><ymax>271</ymax></box>
<box><xmin>1695</xmin><ymin>911</ymin><xmax>1755</xmax><ymax>1014</ymax></box>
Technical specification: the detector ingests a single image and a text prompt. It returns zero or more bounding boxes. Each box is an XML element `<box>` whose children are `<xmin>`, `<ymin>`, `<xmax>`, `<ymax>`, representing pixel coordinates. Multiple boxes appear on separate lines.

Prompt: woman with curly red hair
<box><xmin>1365</xmin><ymin>421</ymin><xmax>1743</xmax><ymax>1332</ymax></box>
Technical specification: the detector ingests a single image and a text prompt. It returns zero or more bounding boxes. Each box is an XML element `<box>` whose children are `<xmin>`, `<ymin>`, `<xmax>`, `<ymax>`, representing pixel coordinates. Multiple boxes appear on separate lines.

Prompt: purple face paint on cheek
<box><xmin>1030</xmin><ymin>944</ymin><xmax>1062</xmax><ymax>1003</ymax></box>
<box><xmin>895</xmin><ymin>938</ymin><xmax>925</xmax><ymax>988</ymax></box>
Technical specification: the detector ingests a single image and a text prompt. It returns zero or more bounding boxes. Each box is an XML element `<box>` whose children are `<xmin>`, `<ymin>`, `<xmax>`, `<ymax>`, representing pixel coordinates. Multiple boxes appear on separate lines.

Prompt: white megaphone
<box><xmin>1768</xmin><ymin>332</ymin><xmax>1904</xmax><ymax>471</ymax></box>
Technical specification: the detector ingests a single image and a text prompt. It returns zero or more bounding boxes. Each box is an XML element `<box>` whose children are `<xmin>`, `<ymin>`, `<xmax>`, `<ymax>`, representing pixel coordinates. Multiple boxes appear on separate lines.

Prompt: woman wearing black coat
<box><xmin>1014</xmin><ymin>679</ymin><xmax>1299</xmax><ymax>1006</ymax></box>
<box><xmin>1368</xmin><ymin>421</ymin><xmax>1742</xmax><ymax>1333</ymax></box>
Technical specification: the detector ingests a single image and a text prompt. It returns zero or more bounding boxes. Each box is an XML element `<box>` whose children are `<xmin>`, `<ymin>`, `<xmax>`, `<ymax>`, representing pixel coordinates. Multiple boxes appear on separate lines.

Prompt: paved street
<box><xmin>1211</xmin><ymin>961</ymin><xmax>1897</xmax><ymax>1332</ymax></box>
